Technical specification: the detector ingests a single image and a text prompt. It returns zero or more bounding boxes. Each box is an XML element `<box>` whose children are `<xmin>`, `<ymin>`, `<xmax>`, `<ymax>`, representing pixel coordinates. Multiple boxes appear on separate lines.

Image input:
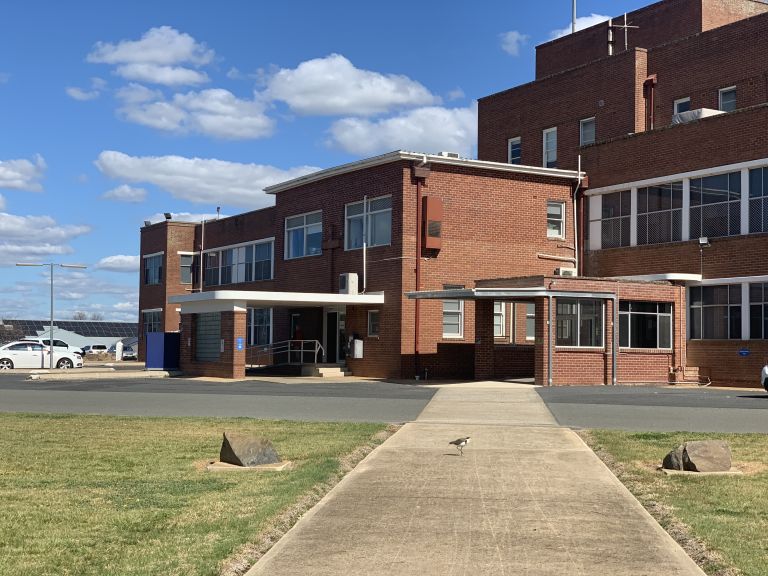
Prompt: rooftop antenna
<box><xmin>216</xmin><ymin>206</ymin><xmax>221</xmax><ymax>220</ymax></box>
<box><xmin>572</xmin><ymin>0</ymin><xmax>576</xmax><ymax>34</ymax></box>
<box><xmin>610</xmin><ymin>13</ymin><xmax>639</xmax><ymax>53</ymax></box>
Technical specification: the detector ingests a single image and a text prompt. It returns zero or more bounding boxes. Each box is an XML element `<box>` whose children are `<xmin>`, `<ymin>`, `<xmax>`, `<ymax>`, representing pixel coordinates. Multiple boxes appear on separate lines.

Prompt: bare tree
<box><xmin>72</xmin><ymin>311</ymin><xmax>88</xmax><ymax>320</ymax></box>
<box><xmin>90</xmin><ymin>312</ymin><xmax>104</xmax><ymax>321</ymax></box>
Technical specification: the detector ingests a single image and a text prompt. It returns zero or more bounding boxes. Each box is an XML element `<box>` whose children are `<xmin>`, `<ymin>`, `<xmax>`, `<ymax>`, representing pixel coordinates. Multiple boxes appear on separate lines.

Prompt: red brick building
<box><xmin>140</xmin><ymin>0</ymin><xmax>768</xmax><ymax>387</ymax></box>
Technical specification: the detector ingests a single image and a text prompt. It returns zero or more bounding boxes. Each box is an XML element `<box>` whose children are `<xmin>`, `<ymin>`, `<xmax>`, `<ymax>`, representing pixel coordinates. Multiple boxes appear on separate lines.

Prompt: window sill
<box><xmin>284</xmin><ymin>253</ymin><xmax>323</xmax><ymax>261</ymax></box>
<box><xmin>546</xmin><ymin>235</ymin><xmax>565</xmax><ymax>241</ymax></box>
<box><xmin>555</xmin><ymin>346</ymin><xmax>605</xmax><ymax>352</ymax></box>
<box><xmin>442</xmin><ymin>335</ymin><xmax>464</xmax><ymax>340</ymax></box>
<box><xmin>620</xmin><ymin>347</ymin><xmax>673</xmax><ymax>354</ymax></box>
<box><xmin>345</xmin><ymin>244</ymin><xmax>391</xmax><ymax>252</ymax></box>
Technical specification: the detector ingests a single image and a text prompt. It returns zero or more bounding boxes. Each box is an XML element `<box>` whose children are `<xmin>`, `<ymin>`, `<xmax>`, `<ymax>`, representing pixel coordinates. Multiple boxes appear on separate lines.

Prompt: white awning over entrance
<box><xmin>170</xmin><ymin>290</ymin><xmax>385</xmax><ymax>314</ymax></box>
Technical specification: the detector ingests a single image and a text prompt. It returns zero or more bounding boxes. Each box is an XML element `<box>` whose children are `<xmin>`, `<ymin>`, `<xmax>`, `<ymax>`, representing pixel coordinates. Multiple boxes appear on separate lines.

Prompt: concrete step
<box><xmin>301</xmin><ymin>365</ymin><xmax>351</xmax><ymax>378</ymax></box>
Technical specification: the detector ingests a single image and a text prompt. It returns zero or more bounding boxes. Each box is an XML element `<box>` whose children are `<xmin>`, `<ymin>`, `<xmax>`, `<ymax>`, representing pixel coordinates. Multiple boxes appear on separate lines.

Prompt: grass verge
<box><xmin>0</xmin><ymin>413</ymin><xmax>389</xmax><ymax>576</ymax></box>
<box><xmin>582</xmin><ymin>430</ymin><xmax>768</xmax><ymax>576</ymax></box>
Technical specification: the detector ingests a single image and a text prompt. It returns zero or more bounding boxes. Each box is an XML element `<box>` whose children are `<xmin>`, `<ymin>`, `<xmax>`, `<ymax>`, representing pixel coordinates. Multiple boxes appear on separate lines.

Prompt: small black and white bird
<box><xmin>448</xmin><ymin>436</ymin><xmax>470</xmax><ymax>455</ymax></box>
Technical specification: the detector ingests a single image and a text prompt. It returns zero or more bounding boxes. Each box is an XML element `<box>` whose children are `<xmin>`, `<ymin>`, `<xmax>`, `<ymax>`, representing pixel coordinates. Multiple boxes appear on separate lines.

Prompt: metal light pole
<box><xmin>16</xmin><ymin>262</ymin><xmax>87</xmax><ymax>369</ymax></box>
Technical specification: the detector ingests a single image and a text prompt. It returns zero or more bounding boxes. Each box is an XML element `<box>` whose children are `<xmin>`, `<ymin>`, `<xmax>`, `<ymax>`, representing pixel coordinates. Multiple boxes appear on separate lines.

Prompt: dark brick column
<box><xmin>474</xmin><ymin>299</ymin><xmax>495</xmax><ymax>380</ymax></box>
<box><xmin>534</xmin><ymin>297</ymin><xmax>549</xmax><ymax>386</ymax></box>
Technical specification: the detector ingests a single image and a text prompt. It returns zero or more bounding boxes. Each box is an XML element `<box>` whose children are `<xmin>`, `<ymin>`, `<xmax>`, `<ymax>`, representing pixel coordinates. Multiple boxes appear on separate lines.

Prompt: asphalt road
<box><xmin>537</xmin><ymin>385</ymin><xmax>768</xmax><ymax>433</ymax></box>
<box><xmin>0</xmin><ymin>374</ymin><xmax>435</xmax><ymax>423</ymax></box>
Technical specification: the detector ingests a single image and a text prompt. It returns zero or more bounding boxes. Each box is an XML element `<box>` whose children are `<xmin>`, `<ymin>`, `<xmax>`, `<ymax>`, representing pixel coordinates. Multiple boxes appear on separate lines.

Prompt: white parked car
<box><xmin>762</xmin><ymin>364</ymin><xmax>768</xmax><ymax>392</ymax></box>
<box><xmin>82</xmin><ymin>344</ymin><xmax>108</xmax><ymax>355</ymax></box>
<box><xmin>21</xmin><ymin>337</ymin><xmax>84</xmax><ymax>357</ymax></box>
<box><xmin>0</xmin><ymin>341</ymin><xmax>83</xmax><ymax>370</ymax></box>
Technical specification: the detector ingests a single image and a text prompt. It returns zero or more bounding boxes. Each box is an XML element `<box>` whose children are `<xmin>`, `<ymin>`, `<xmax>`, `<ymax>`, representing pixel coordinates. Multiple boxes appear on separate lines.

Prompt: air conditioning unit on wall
<box><xmin>339</xmin><ymin>272</ymin><xmax>359</xmax><ymax>295</ymax></box>
<box><xmin>555</xmin><ymin>267</ymin><xmax>577</xmax><ymax>277</ymax></box>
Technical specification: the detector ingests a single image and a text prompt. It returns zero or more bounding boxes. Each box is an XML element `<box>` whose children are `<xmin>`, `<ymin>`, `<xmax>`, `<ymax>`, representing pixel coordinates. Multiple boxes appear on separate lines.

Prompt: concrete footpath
<box><xmin>247</xmin><ymin>381</ymin><xmax>705</xmax><ymax>575</ymax></box>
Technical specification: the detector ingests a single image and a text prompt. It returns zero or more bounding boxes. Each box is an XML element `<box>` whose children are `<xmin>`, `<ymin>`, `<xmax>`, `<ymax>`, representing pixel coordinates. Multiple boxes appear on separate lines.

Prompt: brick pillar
<box><xmin>474</xmin><ymin>299</ymin><xmax>495</xmax><ymax>380</ymax></box>
<box><xmin>606</xmin><ymin>298</ymin><xmax>615</xmax><ymax>386</ymax></box>
<box><xmin>534</xmin><ymin>297</ymin><xmax>549</xmax><ymax>386</ymax></box>
<box><xmin>179</xmin><ymin>313</ymin><xmax>194</xmax><ymax>374</ymax></box>
<box><xmin>220</xmin><ymin>310</ymin><xmax>247</xmax><ymax>379</ymax></box>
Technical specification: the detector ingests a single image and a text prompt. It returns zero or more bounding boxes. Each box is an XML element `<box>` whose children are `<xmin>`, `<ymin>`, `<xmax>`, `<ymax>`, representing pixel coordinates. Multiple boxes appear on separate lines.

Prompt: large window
<box><xmin>580</xmin><ymin>117</ymin><xmax>595</xmax><ymax>146</ymax></box>
<box><xmin>619</xmin><ymin>302</ymin><xmax>672</xmax><ymax>349</ymax></box>
<box><xmin>600</xmin><ymin>190</ymin><xmax>631</xmax><ymax>248</ymax></box>
<box><xmin>749</xmin><ymin>283</ymin><xmax>768</xmax><ymax>339</ymax></box>
<box><xmin>143</xmin><ymin>254</ymin><xmax>163</xmax><ymax>285</ymax></box>
<box><xmin>719</xmin><ymin>87</ymin><xmax>736</xmax><ymax>112</ymax></box>
<box><xmin>345</xmin><ymin>196</ymin><xmax>392</xmax><ymax>250</ymax></box>
<box><xmin>689</xmin><ymin>285</ymin><xmax>741</xmax><ymax>339</ymax></box>
<box><xmin>637</xmin><ymin>182</ymin><xmax>683</xmax><ymax>245</ymax></box>
<box><xmin>543</xmin><ymin>127</ymin><xmax>557</xmax><ymax>169</ymax></box>
<box><xmin>674</xmin><ymin>97</ymin><xmax>691</xmax><ymax>114</ymax></box>
<box><xmin>442</xmin><ymin>285</ymin><xmax>464</xmax><ymax>338</ymax></box>
<box><xmin>508</xmin><ymin>137</ymin><xmax>521</xmax><ymax>164</ymax></box>
<box><xmin>556</xmin><ymin>299</ymin><xmax>603</xmax><ymax>347</ymax></box>
<box><xmin>179</xmin><ymin>254</ymin><xmax>193</xmax><ymax>284</ymax></box>
<box><xmin>285</xmin><ymin>211</ymin><xmax>322</xmax><ymax>259</ymax></box>
<box><xmin>142</xmin><ymin>310</ymin><xmax>162</xmax><ymax>333</ymax></box>
<box><xmin>204</xmin><ymin>241</ymin><xmax>273</xmax><ymax>287</ymax></box>
<box><xmin>547</xmin><ymin>201</ymin><xmax>565</xmax><ymax>239</ymax></box>
<box><xmin>493</xmin><ymin>302</ymin><xmax>505</xmax><ymax>337</ymax></box>
<box><xmin>749</xmin><ymin>167</ymin><xmax>768</xmax><ymax>234</ymax></box>
<box><xmin>246</xmin><ymin>308</ymin><xmax>272</xmax><ymax>346</ymax></box>
<box><xmin>690</xmin><ymin>172</ymin><xmax>741</xmax><ymax>238</ymax></box>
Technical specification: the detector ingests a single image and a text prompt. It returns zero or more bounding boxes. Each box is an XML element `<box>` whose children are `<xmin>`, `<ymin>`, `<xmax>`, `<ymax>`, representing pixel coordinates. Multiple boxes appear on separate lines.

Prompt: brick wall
<box><xmin>179</xmin><ymin>310</ymin><xmax>246</xmax><ymax>379</ymax></box>
<box><xmin>688</xmin><ymin>339</ymin><xmax>768</xmax><ymax>386</ymax></box>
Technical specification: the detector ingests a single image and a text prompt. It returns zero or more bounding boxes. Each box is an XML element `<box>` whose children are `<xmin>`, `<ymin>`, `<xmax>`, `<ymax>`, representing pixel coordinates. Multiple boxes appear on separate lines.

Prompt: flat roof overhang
<box><xmin>406</xmin><ymin>287</ymin><xmax>616</xmax><ymax>300</ymax></box>
<box><xmin>169</xmin><ymin>290</ymin><xmax>385</xmax><ymax>314</ymax></box>
<box><xmin>610</xmin><ymin>273</ymin><xmax>702</xmax><ymax>283</ymax></box>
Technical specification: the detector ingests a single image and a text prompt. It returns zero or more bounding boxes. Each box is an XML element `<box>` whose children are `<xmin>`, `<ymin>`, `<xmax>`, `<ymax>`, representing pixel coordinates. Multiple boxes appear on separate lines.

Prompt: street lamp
<box><xmin>15</xmin><ymin>262</ymin><xmax>87</xmax><ymax>369</ymax></box>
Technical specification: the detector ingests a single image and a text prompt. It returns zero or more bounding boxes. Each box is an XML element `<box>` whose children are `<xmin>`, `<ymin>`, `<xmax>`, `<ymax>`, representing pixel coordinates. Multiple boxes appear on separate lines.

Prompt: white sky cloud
<box><xmin>500</xmin><ymin>30</ymin><xmax>529</xmax><ymax>56</ymax></box>
<box><xmin>87</xmin><ymin>26</ymin><xmax>213</xmax><ymax>86</ymax></box>
<box><xmin>0</xmin><ymin>155</ymin><xmax>46</xmax><ymax>192</ymax></box>
<box><xmin>66</xmin><ymin>86</ymin><xmax>100</xmax><ymax>101</ymax></box>
<box><xmin>447</xmin><ymin>88</ymin><xmax>465</xmax><ymax>101</ymax></box>
<box><xmin>550</xmin><ymin>14</ymin><xmax>611</xmax><ymax>39</ymax></box>
<box><xmin>102</xmin><ymin>184</ymin><xmax>147</xmax><ymax>203</ymax></box>
<box><xmin>95</xmin><ymin>150</ymin><xmax>320</xmax><ymax>208</ymax></box>
<box><xmin>0</xmin><ymin>213</ymin><xmax>91</xmax><ymax>266</ymax></box>
<box><xmin>94</xmin><ymin>255</ymin><xmax>140</xmax><ymax>272</ymax></box>
<box><xmin>265</xmin><ymin>54</ymin><xmax>439</xmax><ymax>116</ymax></box>
<box><xmin>0</xmin><ymin>194</ymin><xmax>4</xmax><ymax>210</ymax></box>
<box><xmin>117</xmin><ymin>88</ymin><xmax>274</xmax><ymax>139</ymax></box>
<box><xmin>328</xmin><ymin>104</ymin><xmax>477</xmax><ymax>158</ymax></box>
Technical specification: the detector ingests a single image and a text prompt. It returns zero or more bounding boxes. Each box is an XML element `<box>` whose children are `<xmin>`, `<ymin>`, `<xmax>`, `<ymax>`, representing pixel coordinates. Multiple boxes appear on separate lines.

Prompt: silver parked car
<box><xmin>0</xmin><ymin>341</ymin><xmax>83</xmax><ymax>370</ymax></box>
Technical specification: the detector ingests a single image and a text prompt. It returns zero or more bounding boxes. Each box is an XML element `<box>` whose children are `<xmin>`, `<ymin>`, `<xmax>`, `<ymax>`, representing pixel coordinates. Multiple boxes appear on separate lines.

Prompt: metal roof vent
<box><xmin>437</xmin><ymin>151</ymin><xmax>460</xmax><ymax>158</ymax></box>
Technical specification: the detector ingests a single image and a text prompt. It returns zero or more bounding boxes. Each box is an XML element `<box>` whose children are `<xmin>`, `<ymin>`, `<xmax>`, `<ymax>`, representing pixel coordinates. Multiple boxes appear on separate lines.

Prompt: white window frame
<box><xmin>507</xmin><ymin>137</ymin><xmax>522</xmax><ymax>165</ymax></box>
<box><xmin>367</xmin><ymin>310</ymin><xmax>381</xmax><ymax>337</ymax></box>
<box><xmin>203</xmin><ymin>238</ymin><xmax>274</xmax><ymax>286</ymax></box>
<box><xmin>719</xmin><ymin>86</ymin><xmax>736</xmax><ymax>112</ymax></box>
<box><xmin>547</xmin><ymin>200</ymin><xmax>566</xmax><ymax>239</ymax></box>
<box><xmin>442</xmin><ymin>285</ymin><xmax>464</xmax><ymax>339</ymax></box>
<box><xmin>619</xmin><ymin>302</ymin><xmax>673</xmax><ymax>349</ymax></box>
<box><xmin>178</xmin><ymin>252</ymin><xmax>195</xmax><ymax>285</ymax></box>
<box><xmin>143</xmin><ymin>252</ymin><xmax>164</xmax><ymax>285</ymax></box>
<box><xmin>142</xmin><ymin>308</ymin><xmax>162</xmax><ymax>333</ymax></box>
<box><xmin>493</xmin><ymin>301</ymin><xmax>506</xmax><ymax>338</ymax></box>
<box><xmin>543</xmin><ymin>127</ymin><xmax>557</xmax><ymax>168</ymax></box>
<box><xmin>247</xmin><ymin>307</ymin><xmax>273</xmax><ymax>346</ymax></box>
<box><xmin>285</xmin><ymin>210</ymin><xmax>322</xmax><ymax>260</ymax></box>
<box><xmin>674</xmin><ymin>97</ymin><xmax>691</xmax><ymax>115</ymax></box>
<box><xmin>345</xmin><ymin>195</ymin><xmax>392</xmax><ymax>251</ymax></box>
<box><xmin>580</xmin><ymin>117</ymin><xmax>595</xmax><ymax>146</ymax></box>
<box><xmin>555</xmin><ymin>299</ymin><xmax>605</xmax><ymax>349</ymax></box>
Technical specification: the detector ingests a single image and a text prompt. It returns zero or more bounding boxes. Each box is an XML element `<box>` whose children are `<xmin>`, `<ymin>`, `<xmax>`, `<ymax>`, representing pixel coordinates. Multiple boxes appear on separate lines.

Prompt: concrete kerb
<box><xmin>245</xmin><ymin>381</ymin><xmax>706</xmax><ymax>576</ymax></box>
<box><xmin>27</xmin><ymin>369</ymin><xmax>177</xmax><ymax>381</ymax></box>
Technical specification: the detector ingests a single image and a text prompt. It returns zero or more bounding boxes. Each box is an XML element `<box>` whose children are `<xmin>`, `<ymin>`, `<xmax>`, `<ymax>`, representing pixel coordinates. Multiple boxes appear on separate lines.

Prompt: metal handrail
<box><xmin>246</xmin><ymin>339</ymin><xmax>325</xmax><ymax>368</ymax></box>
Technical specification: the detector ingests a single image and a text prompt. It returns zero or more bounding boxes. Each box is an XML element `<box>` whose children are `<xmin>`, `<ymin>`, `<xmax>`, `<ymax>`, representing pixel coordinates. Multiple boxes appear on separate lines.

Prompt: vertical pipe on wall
<box><xmin>547</xmin><ymin>295</ymin><xmax>553</xmax><ymax>387</ymax></box>
<box><xmin>415</xmin><ymin>177</ymin><xmax>423</xmax><ymax>378</ymax></box>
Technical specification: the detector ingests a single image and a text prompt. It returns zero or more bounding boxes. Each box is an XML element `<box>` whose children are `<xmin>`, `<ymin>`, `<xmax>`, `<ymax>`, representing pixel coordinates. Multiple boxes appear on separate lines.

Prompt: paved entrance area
<box><xmin>246</xmin><ymin>382</ymin><xmax>704</xmax><ymax>575</ymax></box>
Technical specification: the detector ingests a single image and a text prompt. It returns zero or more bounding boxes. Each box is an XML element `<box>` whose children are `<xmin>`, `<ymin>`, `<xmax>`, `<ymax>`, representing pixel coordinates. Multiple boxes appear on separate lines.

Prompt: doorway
<box><xmin>325</xmin><ymin>311</ymin><xmax>347</xmax><ymax>364</ymax></box>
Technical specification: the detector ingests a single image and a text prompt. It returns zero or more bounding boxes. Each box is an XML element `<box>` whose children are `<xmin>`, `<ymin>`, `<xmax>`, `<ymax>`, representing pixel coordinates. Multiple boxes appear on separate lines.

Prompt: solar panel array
<box><xmin>0</xmin><ymin>319</ymin><xmax>138</xmax><ymax>338</ymax></box>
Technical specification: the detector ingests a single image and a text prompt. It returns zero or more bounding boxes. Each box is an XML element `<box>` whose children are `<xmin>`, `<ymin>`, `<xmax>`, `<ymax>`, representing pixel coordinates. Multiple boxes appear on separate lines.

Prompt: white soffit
<box><xmin>169</xmin><ymin>290</ymin><xmax>385</xmax><ymax>309</ymax></box>
<box><xmin>610</xmin><ymin>273</ymin><xmax>702</xmax><ymax>282</ymax></box>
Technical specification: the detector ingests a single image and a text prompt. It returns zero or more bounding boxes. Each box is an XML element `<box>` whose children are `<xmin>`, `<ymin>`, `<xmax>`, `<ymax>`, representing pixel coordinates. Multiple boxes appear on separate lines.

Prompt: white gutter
<box><xmin>265</xmin><ymin>151</ymin><xmax>584</xmax><ymax>194</ymax></box>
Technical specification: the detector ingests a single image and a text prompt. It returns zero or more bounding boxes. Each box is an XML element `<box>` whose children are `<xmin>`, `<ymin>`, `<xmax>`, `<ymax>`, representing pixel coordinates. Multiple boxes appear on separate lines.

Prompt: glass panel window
<box><xmin>526</xmin><ymin>303</ymin><xmax>535</xmax><ymax>340</ymax></box>
<box><xmin>619</xmin><ymin>302</ymin><xmax>673</xmax><ymax>349</ymax></box>
<box><xmin>286</xmin><ymin>211</ymin><xmax>323</xmax><ymax>259</ymax></box>
<box><xmin>637</xmin><ymin>182</ymin><xmax>683</xmax><ymax>245</ymax></box>
<box><xmin>142</xmin><ymin>310</ymin><xmax>161</xmax><ymax>333</ymax></box>
<box><xmin>442</xmin><ymin>285</ymin><xmax>464</xmax><ymax>338</ymax></box>
<box><xmin>205</xmin><ymin>240</ymin><xmax>273</xmax><ymax>286</ymax></box>
<box><xmin>179</xmin><ymin>254</ymin><xmax>193</xmax><ymax>284</ymax></box>
<box><xmin>689</xmin><ymin>284</ymin><xmax>742</xmax><ymax>339</ymax></box>
<box><xmin>556</xmin><ymin>299</ymin><xmax>603</xmax><ymax>347</ymax></box>
<box><xmin>547</xmin><ymin>201</ymin><xmax>565</xmax><ymax>239</ymax></box>
<box><xmin>690</xmin><ymin>172</ymin><xmax>741</xmax><ymax>239</ymax></box>
<box><xmin>600</xmin><ymin>190</ymin><xmax>631</xmax><ymax>248</ymax></box>
<box><xmin>749</xmin><ymin>283</ymin><xmax>768</xmax><ymax>339</ymax></box>
<box><xmin>508</xmin><ymin>137</ymin><xmax>521</xmax><ymax>164</ymax></box>
<box><xmin>543</xmin><ymin>127</ymin><xmax>557</xmax><ymax>169</ymax></box>
<box><xmin>719</xmin><ymin>87</ymin><xmax>736</xmax><ymax>112</ymax></box>
<box><xmin>246</xmin><ymin>308</ymin><xmax>272</xmax><ymax>346</ymax></box>
<box><xmin>493</xmin><ymin>302</ymin><xmax>505</xmax><ymax>337</ymax></box>
<box><xmin>368</xmin><ymin>310</ymin><xmax>381</xmax><ymax>337</ymax></box>
<box><xmin>143</xmin><ymin>254</ymin><xmax>163</xmax><ymax>285</ymax></box>
<box><xmin>345</xmin><ymin>196</ymin><xmax>392</xmax><ymax>250</ymax></box>
<box><xmin>748</xmin><ymin>167</ymin><xmax>768</xmax><ymax>234</ymax></box>
<box><xmin>674</xmin><ymin>97</ymin><xmax>691</xmax><ymax>114</ymax></box>
<box><xmin>580</xmin><ymin>117</ymin><xmax>595</xmax><ymax>146</ymax></box>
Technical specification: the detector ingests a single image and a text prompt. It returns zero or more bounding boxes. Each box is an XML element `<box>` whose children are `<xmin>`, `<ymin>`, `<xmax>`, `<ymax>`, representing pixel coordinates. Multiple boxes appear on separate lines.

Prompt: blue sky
<box><xmin>0</xmin><ymin>0</ymin><xmax>648</xmax><ymax>322</ymax></box>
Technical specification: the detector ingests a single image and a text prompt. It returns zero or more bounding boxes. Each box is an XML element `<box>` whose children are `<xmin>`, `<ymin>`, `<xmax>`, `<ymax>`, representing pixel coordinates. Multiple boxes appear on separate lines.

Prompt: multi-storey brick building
<box><xmin>140</xmin><ymin>0</ymin><xmax>768</xmax><ymax>387</ymax></box>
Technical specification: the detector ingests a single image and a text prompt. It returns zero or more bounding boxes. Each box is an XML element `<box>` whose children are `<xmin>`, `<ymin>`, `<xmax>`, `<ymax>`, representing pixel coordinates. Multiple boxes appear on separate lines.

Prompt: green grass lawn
<box><xmin>585</xmin><ymin>430</ymin><xmax>768</xmax><ymax>576</ymax></box>
<box><xmin>0</xmin><ymin>414</ymin><xmax>387</xmax><ymax>576</ymax></box>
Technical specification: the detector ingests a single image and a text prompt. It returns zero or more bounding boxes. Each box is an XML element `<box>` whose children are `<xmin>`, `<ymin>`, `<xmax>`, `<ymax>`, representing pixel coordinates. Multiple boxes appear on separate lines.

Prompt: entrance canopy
<box><xmin>406</xmin><ymin>286</ymin><xmax>615</xmax><ymax>301</ymax></box>
<box><xmin>170</xmin><ymin>290</ymin><xmax>385</xmax><ymax>314</ymax></box>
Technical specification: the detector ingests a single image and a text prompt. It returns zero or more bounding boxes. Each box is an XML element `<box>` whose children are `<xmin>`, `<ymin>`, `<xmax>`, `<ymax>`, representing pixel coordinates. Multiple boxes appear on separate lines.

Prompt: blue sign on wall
<box><xmin>738</xmin><ymin>348</ymin><xmax>750</xmax><ymax>357</ymax></box>
<box><xmin>236</xmin><ymin>337</ymin><xmax>244</xmax><ymax>351</ymax></box>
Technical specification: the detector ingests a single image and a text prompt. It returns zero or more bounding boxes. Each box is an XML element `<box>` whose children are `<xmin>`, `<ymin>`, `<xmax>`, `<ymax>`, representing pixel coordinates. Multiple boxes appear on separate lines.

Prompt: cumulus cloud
<box><xmin>94</xmin><ymin>255</ymin><xmax>140</xmax><ymax>272</ymax></box>
<box><xmin>550</xmin><ymin>14</ymin><xmax>611</xmax><ymax>39</ymax></box>
<box><xmin>65</xmin><ymin>77</ymin><xmax>107</xmax><ymax>101</ymax></box>
<box><xmin>447</xmin><ymin>88</ymin><xmax>465</xmax><ymax>101</ymax></box>
<box><xmin>0</xmin><ymin>194</ymin><xmax>4</xmax><ymax>210</ymax></box>
<box><xmin>328</xmin><ymin>104</ymin><xmax>477</xmax><ymax>158</ymax></box>
<box><xmin>264</xmin><ymin>54</ymin><xmax>438</xmax><ymax>116</ymax></box>
<box><xmin>500</xmin><ymin>30</ymin><xmax>529</xmax><ymax>56</ymax></box>
<box><xmin>145</xmin><ymin>211</ymin><xmax>223</xmax><ymax>224</ymax></box>
<box><xmin>95</xmin><ymin>150</ymin><xmax>320</xmax><ymax>208</ymax></box>
<box><xmin>102</xmin><ymin>184</ymin><xmax>147</xmax><ymax>203</ymax></box>
<box><xmin>0</xmin><ymin>155</ymin><xmax>46</xmax><ymax>192</ymax></box>
<box><xmin>0</xmin><ymin>212</ymin><xmax>91</xmax><ymax>265</ymax></box>
<box><xmin>116</xmin><ymin>87</ymin><xmax>274</xmax><ymax>139</ymax></box>
<box><xmin>113</xmin><ymin>63</ymin><xmax>209</xmax><ymax>86</ymax></box>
